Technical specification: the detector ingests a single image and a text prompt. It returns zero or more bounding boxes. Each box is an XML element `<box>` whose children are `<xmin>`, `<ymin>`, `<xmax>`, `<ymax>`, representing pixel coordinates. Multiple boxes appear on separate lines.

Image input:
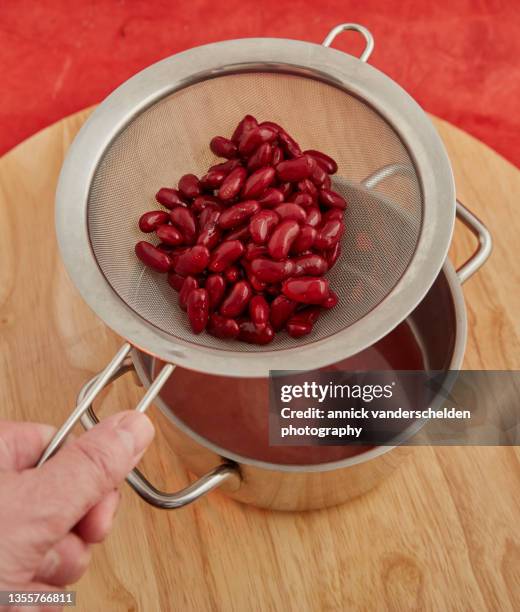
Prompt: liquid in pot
<box><xmin>155</xmin><ymin>320</ymin><xmax>424</xmax><ymax>465</ymax></box>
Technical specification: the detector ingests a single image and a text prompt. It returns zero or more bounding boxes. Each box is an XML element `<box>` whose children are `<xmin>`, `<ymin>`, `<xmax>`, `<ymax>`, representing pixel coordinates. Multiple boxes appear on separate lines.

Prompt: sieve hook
<box><xmin>362</xmin><ymin>164</ymin><xmax>492</xmax><ymax>284</ymax></box>
<box><xmin>322</xmin><ymin>23</ymin><xmax>374</xmax><ymax>62</ymax></box>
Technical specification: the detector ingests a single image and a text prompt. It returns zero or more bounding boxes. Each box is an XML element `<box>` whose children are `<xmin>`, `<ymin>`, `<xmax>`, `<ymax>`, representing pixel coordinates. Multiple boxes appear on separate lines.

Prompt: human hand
<box><xmin>0</xmin><ymin>412</ymin><xmax>155</xmax><ymax>611</ymax></box>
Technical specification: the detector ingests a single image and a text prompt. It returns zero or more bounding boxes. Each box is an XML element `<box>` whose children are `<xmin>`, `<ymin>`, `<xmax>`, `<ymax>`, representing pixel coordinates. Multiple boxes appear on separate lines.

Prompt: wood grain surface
<box><xmin>0</xmin><ymin>109</ymin><xmax>519</xmax><ymax>611</ymax></box>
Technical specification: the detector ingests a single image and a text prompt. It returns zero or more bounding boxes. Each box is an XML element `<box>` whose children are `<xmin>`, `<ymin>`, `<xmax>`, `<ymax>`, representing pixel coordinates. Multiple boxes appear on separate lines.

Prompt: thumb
<box><xmin>27</xmin><ymin>411</ymin><xmax>154</xmax><ymax>545</ymax></box>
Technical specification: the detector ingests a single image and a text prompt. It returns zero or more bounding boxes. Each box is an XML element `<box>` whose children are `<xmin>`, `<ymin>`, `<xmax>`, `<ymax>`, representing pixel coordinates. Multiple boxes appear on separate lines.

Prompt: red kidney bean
<box><xmin>272</xmin><ymin>145</ymin><xmax>284</xmax><ymax>165</ymax></box>
<box><xmin>218</xmin><ymin>200</ymin><xmax>260</xmax><ymax>229</ymax></box>
<box><xmin>238</xmin><ymin>320</ymin><xmax>275</xmax><ymax>345</ymax></box>
<box><xmin>323</xmin><ymin>208</ymin><xmax>344</xmax><ymax>222</ymax></box>
<box><xmin>200</xmin><ymin>168</ymin><xmax>227</xmax><ymax>190</ymax></box>
<box><xmin>268</xmin><ymin>220</ymin><xmax>300</xmax><ymax>260</ymax></box>
<box><xmin>224</xmin><ymin>265</ymin><xmax>241</xmax><ymax>283</ymax></box>
<box><xmin>165</xmin><ymin>246</ymin><xmax>190</xmax><ymax>267</ymax></box>
<box><xmin>258</xmin><ymin>121</ymin><xmax>281</xmax><ymax>132</ymax></box>
<box><xmin>192</xmin><ymin>195</ymin><xmax>221</xmax><ymax>214</ymax></box>
<box><xmin>225</xmin><ymin>224</ymin><xmax>250</xmax><ymax>242</ymax></box>
<box><xmin>325</xmin><ymin>242</ymin><xmax>342</xmax><ymax>269</ymax></box>
<box><xmin>242</xmin><ymin>166</ymin><xmax>276</xmax><ymax>199</ymax></box>
<box><xmin>250</xmin><ymin>258</ymin><xmax>295</xmax><ymax>283</ymax></box>
<box><xmin>135</xmin><ymin>241</ymin><xmax>172</xmax><ymax>272</ymax></box>
<box><xmin>156</xmin><ymin>188</ymin><xmax>187</xmax><ymax>209</ymax></box>
<box><xmin>276</xmin><ymin>128</ymin><xmax>302</xmax><ymax>158</ymax></box>
<box><xmin>238</xmin><ymin>125</ymin><xmax>277</xmax><ymax>155</ymax></box>
<box><xmin>210</xmin><ymin>136</ymin><xmax>237</xmax><ymax>159</ymax></box>
<box><xmin>282</xmin><ymin>277</ymin><xmax>329</xmax><ymax>304</ymax></box>
<box><xmin>304</xmin><ymin>150</ymin><xmax>338</xmax><ymax>174</ymax></box>
<box><xmin>205</xmin><ymin>274</ymin><xmax>226</xmax><ymax>310</ymax></box>
<box><xmin>270</xmin><ymin>295</ymin><xmax>298</xmax><ymax>331</ymax></box>
<box><xmin>279</xmin><ymin>182</ymin><xmax>293</xmax><ymax>200</ymax></box>
<box><xmin>199</xmin><ymin>206</ymin><xmax>221</xmax><ymax>231</ymax></box>
<box><xmin>247</xmin><ymin>142</ymin><xmax>273</xmax><ymax>171</ymax></box>
<box><xmin>273</xmin><ymin>203</ymin><xmax>307</xmax><ymax>224</ymax></box>
<box><xmin>178</xmin><ymin>174</ymin><xmax>201</xmax><ymax>199</ymax></box>
<box><xmin>244</xmin><ymin>242</ymin><xmax>268</xmax><ymax>261</ymax></box>
<box><xmin>291</xmin><ymin>225</ymin><xmax>317</xmax><ymax>254</ymax></box>
<box><xmin>293</xmin><ymin>306</ymin><xmax>321</xmax><ymax>325</ymax></box>
<box><xmin>156</xmin><ymin>242</ymin><xmax>175</xmax><ymax>252</ymax></box>
<box><xmin>310</xmin><ymin>162</ymin><xmax>328</xmax><ymax>187</ymax></box>
<box><xmin>298</xmin><ymin>179</ymin><xmax>318</xmax><ymax>199</ymax></box>
<box><xmin>286</xmin><ymin>320</ymin><xmax>313</xmax><ymax>338</ymax></box>
<box><xmin>220</xmin><ymin>281</ymin><xmax>252</xmax><ymax>318</ymax></box>
<box><xmin>156</xmin><ymin>224</ymin><xmax>184</xmax><ymax>246</ymax></box>
<box><xmin>322</xmin><ymin>175</ymin><xmax>332</xmax><ymax>190</ymax></box>
<box><xmin>197</xmin><ymin>225</ymin><xmax>221</xmax><ymax>250</ymax></box>
<box><xmin>322</xmin><ymin>289</ymin><xmax>339</xmax><ymax>309</ymax></box>
<box><xmin>293</xmin><ymin>254</ymin><xmax>328</xmax><ymax>276</ymax></box>
<box><xmin>179</xmin><ymin>276</ymin><xmax>199</xmax><ymax>310</ymax></box>
<box><xmin>209</xmin><ymin>158</ymin><xmax>242</xmax><ymax>174</ymax></box>
<box><xmin>264</xmin><ymin>283</ymin><xmax>282</xmax><ymax>297</ymax></box>
<box><xmin>139</xmin><ymin>210</ymin><xmax>170</xmax><ymax>233</ymax></box>
<box><xmin>218</xmin><ymin>167</ymin><xmax>247</xmax><ymax>201</ymax></box>
<box><xmin>170</xmin><ymin>207</ymin><xmax>197</xmax><ymax>244</ymax></box>
<box><xmin>174</xmin><ymin>245</ymin><xmax>210</xmax><ymax>276</ymax></box>
<box><xmin>319</xmin><ymin>188</ymin><xmax>347</xmax><ymax>209</ymax></box>
<box><xmin>231</xmin><ymin>115</ymin><xmax>258</xmax><ymax>144</ymax></box>
<box><xmin>209</xmin><ymin>240</ymin><xmax>245</xmax><ymax>272</ymax></box>
<box><xmin>289</xmin><ymin>192</ymin><xmax>314</xmax><ymax>208</ymax></box>
<box><xmin>315</xmin><ymin>219</ymin><xmax>345</xmax><ymax>250</ymax></box>
<box><xmin>167</xmin><ymin>272</ymin><xmax>185</xmax><ymax>291</ymax></box>
<box><xmin>305</xmin><ymin>207</ymin><xmax>322</xmax><ymax>228</ymax></box>
<box><xmin>208</xmin><ymin>313</ymin><xmax>240</xmax><ymax>339</ymax></box>
<box><xmin>276</xmin><ymin>155</ymin><xmax>314</xmax><ymax>182</ymax></box>
<box><xmin>249</xmin><ymin>295</ymin><xmax>270</xmax><ymax>325</ymax></box>
<box><xmin>258</xmin><ymin>188</ymin><xmax>284</xmax><ymax>208</ymax></box>
<box><xmin>187</xmin><ymin>288</ymin><xmax>209</xmax><ymax>334</ymax></box>
<box><xmin>249</xmin><ymin>210</ymin><xmax>280</xmax><ymax>244</ymax></box>
<box><xmin>197</xmin><ymin>207</ymin><xmax>222</xmax><ymax>251</ymax></box>
<box><xmin>249</xmin><ymin>273</ymin><xmax>267</xmax><ymax>292</ymax></box>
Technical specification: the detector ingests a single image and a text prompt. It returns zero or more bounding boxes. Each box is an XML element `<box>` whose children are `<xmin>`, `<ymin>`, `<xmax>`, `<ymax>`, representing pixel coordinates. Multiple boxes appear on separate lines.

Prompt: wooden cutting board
<box><xmin>0</xmin><ymin>109</ymin><xmax>519</xmax><ymax>611</ymax></box>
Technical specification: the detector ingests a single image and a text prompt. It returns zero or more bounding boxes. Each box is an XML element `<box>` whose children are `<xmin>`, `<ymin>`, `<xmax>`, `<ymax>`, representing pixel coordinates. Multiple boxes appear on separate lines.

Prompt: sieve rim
<box><xmin>55</xmin><ymin>36</ymin><xmax>455</xmax><ymax>378</ymax></box>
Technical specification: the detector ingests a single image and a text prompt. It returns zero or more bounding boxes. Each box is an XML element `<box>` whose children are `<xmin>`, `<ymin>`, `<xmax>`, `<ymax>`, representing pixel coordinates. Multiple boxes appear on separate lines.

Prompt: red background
<box><xmin>1</xmin><ymin>0</ymin><xmax>519</xmax><ymax>166</ymax></box>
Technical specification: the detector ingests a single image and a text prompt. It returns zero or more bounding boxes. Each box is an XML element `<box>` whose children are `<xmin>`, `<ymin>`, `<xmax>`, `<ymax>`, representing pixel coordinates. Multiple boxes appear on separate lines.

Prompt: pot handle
<box><xmin>362</xmin><ymin>164</ymin><xmax>492</xmax><ymax>284</ymax></box>
<box><xmin>77</xmin><ymin>356</ymin><xmax>239</xmax><ymax>509</ymax></box>
<box><xmin>322</xmin><ymin>23</ymin><xmax>374</xmax><ymax>62</ymax></box>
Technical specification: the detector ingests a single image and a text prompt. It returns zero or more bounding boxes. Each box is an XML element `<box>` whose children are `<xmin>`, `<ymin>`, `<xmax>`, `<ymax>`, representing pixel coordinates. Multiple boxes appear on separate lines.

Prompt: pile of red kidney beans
<box><xmin>135</xmin><ymin>115</ymin><xmax>346</xmax><ymax>345</ymax></box>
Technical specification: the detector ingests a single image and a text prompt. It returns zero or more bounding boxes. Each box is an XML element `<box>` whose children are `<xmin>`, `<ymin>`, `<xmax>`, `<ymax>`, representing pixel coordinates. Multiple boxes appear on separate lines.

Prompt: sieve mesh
<box><xmin>88</xmin><ymin>72</ymin><xmax>422</xmax><ymax>352</ymax></box>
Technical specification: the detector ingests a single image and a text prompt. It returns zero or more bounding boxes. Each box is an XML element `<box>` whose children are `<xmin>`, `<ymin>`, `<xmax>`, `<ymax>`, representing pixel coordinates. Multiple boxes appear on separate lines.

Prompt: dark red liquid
<box><xmin>155</xmin><ymin>320</ymin><xmax>424</xmax><ymax>465</ymax></box>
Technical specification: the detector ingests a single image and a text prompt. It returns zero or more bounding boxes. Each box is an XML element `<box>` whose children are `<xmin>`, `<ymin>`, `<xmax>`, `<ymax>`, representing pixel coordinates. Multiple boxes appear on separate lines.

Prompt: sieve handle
<box><xmin>322</xmin><ymin>23</ymin><xmax>374</xmax><ymax>62</ymax></box>
<box><xmin>77</xmin><ymin>357</ymin><xmax>240</xmax><ymax>509</ymax></box>
<box><xmin>362</xmin><ymin>164</ymin><xmax>492</xmax><ymax>284</ymax></box>
<box><xmin>37</xmin><ymin>343</ymin><xmax>176</xmax><ymax>466</ymax></box>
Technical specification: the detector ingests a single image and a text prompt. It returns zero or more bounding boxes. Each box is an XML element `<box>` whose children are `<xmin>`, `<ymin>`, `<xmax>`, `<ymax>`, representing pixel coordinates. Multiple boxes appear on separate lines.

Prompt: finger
<box><xmin>34</xmin><ymin>532</ymin><xmax>91</xmax><ymax>587</ymax></box>
<box><xmin>74</xmin><ymin>489</ymin><xmax>121</xmax><ymax>544</ymax></box>
<box><xmin>25</xmin><ymin>411</ymin><xmax>154</xmax><ymax>546</ymax></box>
<box><xmin>0</xmin><ymin>421</ymin><xmax>55</xmax><ymax>471</ymax></box>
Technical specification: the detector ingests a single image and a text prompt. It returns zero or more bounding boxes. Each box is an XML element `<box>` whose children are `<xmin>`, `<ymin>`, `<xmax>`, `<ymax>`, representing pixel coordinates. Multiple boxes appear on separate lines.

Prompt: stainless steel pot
<box><xmin>79</xmin><ymin>206</ymin><xmax>491</xmax><ymax>511</ymax></box>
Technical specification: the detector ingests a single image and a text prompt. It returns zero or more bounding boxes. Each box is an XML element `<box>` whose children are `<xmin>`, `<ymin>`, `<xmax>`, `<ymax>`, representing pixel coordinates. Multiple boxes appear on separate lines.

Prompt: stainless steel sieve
<box><xmin>40</xmin><ymin>23</ymin><xmax>489</xmax><ymax>465</ymax></box>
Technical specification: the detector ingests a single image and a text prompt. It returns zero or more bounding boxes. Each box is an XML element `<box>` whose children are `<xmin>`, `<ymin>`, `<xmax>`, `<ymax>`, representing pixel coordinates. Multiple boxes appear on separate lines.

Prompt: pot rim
<box><xmin>132</xmin><ymin>260</ymin><xmax>467</xmax><ymax>473</ymax></box>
